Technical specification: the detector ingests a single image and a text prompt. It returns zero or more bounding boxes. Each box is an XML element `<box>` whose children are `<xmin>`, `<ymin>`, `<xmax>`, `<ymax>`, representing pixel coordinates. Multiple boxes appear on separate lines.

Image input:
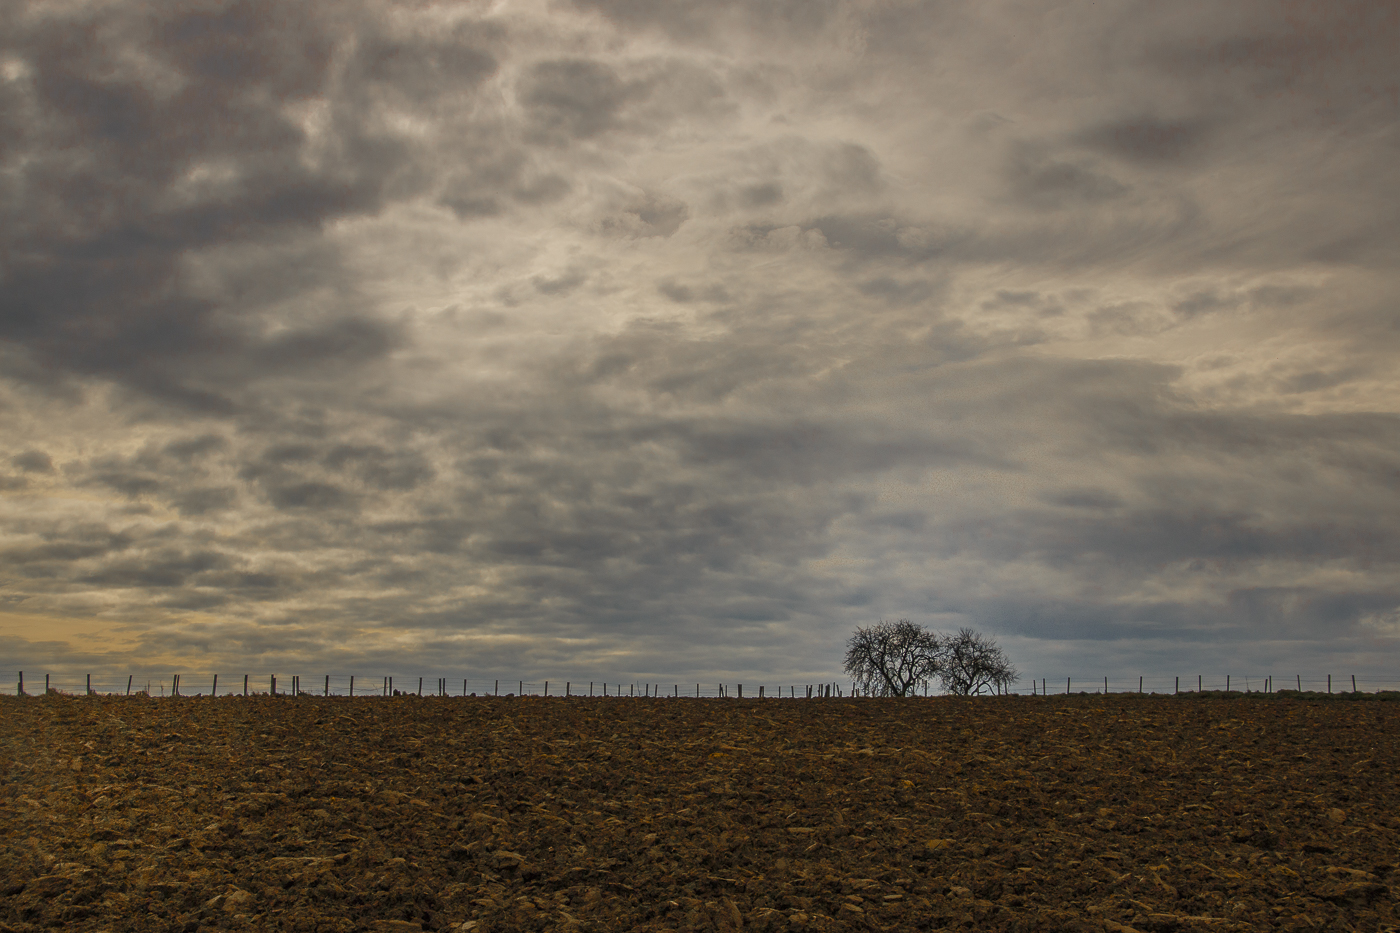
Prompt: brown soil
<box><xmin>2</xmin><ymin>693</ymin><xmax>1397</xmax><ymax>933</ymax></box>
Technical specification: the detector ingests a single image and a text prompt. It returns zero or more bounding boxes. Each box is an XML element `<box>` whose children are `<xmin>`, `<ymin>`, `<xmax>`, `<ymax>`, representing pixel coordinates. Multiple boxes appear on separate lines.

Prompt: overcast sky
<box><xmin>2</xmin><ymin>0</ymin><xmax>1397</xmax><ymax>689</ymax></box>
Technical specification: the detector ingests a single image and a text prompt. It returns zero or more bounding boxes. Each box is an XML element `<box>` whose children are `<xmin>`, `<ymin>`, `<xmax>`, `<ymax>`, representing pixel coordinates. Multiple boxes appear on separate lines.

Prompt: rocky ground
<box><xmin>1</xmin><ymin>692</ymin><xmax>1397</xmax><ymax>932</ymax></box>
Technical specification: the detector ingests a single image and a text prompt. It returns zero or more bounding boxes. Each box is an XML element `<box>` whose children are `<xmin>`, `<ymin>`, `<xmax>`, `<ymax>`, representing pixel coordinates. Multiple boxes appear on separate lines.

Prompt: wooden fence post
<box><xmin>212</xmin><ymin>674</ymin><xmax>218</xmax><ymax>697</ymax></box>
<box><xmin>1353</xmin><ymin>675</ymin><xmax>1357</xmax><ymax>693</ymax></box>
<box><xmin>350</xmin><ymin>675</ymin><xmax>354</xmax><ymax>697</ymax></box>
<box><xmin>244</xmin><ymin>674</ymin><xmax>248</xmax><ymax>696</ymax></box>
<box><xmin>127</xmin><ymin>675</ymin><xmax>133</xmax><ymax>696</ymax></box>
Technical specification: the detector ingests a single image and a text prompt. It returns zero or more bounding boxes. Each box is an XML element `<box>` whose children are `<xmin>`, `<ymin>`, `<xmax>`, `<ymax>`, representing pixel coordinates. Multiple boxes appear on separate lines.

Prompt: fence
<box><xmin>2</xmin><ymin>670</ymin><xmax>1398</xmax><ymax>698</ymax></box>
<box><xmin>1025</xmin><ymin>674</ymin><xmax>1400</xmax><ymax>695</ymax></box>
<box><xmin>0</xmin><ymin>671</ymin><xmax>853</xmax><ymax>699</ymax></box>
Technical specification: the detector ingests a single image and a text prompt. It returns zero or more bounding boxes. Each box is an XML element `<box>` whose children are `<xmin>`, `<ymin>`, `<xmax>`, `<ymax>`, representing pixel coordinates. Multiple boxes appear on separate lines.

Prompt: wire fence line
<box><xmin>0</xmin><ymin>672</ymin><xmax>851</xmax><ymax>699</ymax></box>
<box><xmin>3</xmin><ymin>670</ymin><xmax>1399</xmax><ymax>698</ymax></box>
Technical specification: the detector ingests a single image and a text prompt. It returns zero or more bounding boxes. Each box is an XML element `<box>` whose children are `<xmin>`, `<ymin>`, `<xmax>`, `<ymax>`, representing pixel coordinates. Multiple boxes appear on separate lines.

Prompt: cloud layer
<box><xmin>2</xmin><ymin>0</ymin><xmax>1398</xmax><ymax>685</ymax></box>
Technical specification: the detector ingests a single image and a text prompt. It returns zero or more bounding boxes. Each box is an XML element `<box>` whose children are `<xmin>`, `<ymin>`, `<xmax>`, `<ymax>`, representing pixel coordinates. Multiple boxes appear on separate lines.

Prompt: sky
<box><xmin>2</xmin><ymin>0</ymin><xmax>1398</xmax><ymax>691</ymax></box>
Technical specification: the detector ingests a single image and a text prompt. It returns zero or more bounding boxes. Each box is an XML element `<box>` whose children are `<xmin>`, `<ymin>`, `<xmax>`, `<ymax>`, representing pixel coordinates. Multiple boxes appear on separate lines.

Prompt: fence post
<box><xmin>1198</xmin><ymin>674</ymin><xmax>1201</xmax><ymax>692</ymax></box>
<box><xmin>16</xmin><ymin>672</ymin><xmax>21</xmax><ymax>696</ymax></box>
<box><xmin>127</xmin><ymin>675</ymin><xmax>133</xmax><ymax>696</ymax></box>
<box><xmin>1352</xmin><ymin>675</ymin><xmax>1357</xmax><ymax>693</ymax></box>
<box><xmin>1066</xmin><ymin>677</ymin><xmax>1070</xmax><ymax>695</ymax></box>
<box><xmin>244</xmin><ymin>674</ymin><xmax>248</xmax><ymax>697</ymax></box>
<box><xmin>1139</xmin><ymin>676</ymin><xmax>1143</xmax><ymax>694</ymax></box>
<box><xmin>1175</xmin><ymin>676</ymin><xmax>1178</xmax><ymax>695</ymax></box>
<box><xmin>519</xmin><ymin>680</ymin><xmax>523</xmax><ymax>696</ymax></box>
<box><xmin>1328</xmin><ymin>675</ymin><xmax>1331</xmax><ymax>694</ymax></box>
<box><xmin>350</xmin><ymin>675</ymin><xmax>354</xmax><ymax>697</ymax></box>
<box><xmin>545</xmin><ymin>681</ymin><xmax>549</xmax><ymax>697</ymax></box>
<box><xmin>212</xmin><ymin>674</ymin><xmax>217</xmax><ymax>697</ymax></box>
<box><xmin>1227</xmin><ymin>674</ymin><xmax>1230</xmax><ymax>692</ymax></box>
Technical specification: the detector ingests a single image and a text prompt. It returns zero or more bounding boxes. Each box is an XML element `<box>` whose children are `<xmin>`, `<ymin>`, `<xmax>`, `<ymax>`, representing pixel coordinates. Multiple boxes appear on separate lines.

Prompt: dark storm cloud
<box><xmin>12</xmin><ymin>451</ymin><xmax>53</xmax><ymax>474</ymax></box>
<box><xmin>0</xmin><ymin>0</ymin><xmax>489</xmax><ymax>404</ymax></box>
<box><xmin>169</xmin><ymin>487</ymin><xmax>240</xmax><ymax>517</ymax></box>
<box><xmin>1077</xmin><ymin>116</ymin><xmax>1215</xmax><ymax>165</ymax></box>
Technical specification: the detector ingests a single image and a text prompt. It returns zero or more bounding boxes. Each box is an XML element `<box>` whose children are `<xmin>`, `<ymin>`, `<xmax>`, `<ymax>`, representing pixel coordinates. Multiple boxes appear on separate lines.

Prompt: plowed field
<box><xmin>2</xmin><ymin>694</ymin><xmax>1397</xmax><ymax>933</ymax></box>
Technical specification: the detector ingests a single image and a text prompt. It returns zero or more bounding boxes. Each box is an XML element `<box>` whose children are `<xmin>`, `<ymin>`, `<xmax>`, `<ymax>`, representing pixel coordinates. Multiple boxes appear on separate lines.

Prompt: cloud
<box><xmin>0</xmin><ymin>0</ymin><xmax>1396</xmax><ymax>686</ymax></box>
<box><xmin>522</xmin><ymin>59</ymin><xmax>636</xmax><ymax>142</ymax></box>
<box><xmin>12</xmin><ymin>450</ymin><xmax>54</xmax><ymax>474</ymax></box>
<box><xmin>1077</xmin><ymin>116</ymin><xmax>1215</xmax><ymax>165</ymax></box>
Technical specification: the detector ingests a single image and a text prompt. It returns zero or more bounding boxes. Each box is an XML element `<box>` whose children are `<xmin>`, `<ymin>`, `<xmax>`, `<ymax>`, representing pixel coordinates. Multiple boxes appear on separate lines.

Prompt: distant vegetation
<box><xmin>844</xmin><ymin>620</ymin><xmax>1018</xmax><ymax>696</ymax></box>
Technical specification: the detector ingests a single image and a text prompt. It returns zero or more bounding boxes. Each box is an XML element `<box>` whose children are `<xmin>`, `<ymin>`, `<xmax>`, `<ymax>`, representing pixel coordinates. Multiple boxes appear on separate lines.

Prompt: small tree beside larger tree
<box><xmin>843</xmin><ymin>620</ymin><xmax>1018</xmax><ymax>696</ymax></box>
<box><xmin>938</xmin><ymin>627</ymin><xmax>1018</xmax><ymax>695</ymax></box>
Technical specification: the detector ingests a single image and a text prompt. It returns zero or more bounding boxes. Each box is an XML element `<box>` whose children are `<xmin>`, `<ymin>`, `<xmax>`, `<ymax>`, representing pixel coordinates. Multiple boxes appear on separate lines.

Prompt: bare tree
<box><xmin>844</xmin><ymin>619</ymin><xmax>941</xmax><ymax>697</ymax></box>
<box><xmin>938</xmin><ymin>627</ymin><xmax>1018</xmax><ymax>695</ymax></box>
